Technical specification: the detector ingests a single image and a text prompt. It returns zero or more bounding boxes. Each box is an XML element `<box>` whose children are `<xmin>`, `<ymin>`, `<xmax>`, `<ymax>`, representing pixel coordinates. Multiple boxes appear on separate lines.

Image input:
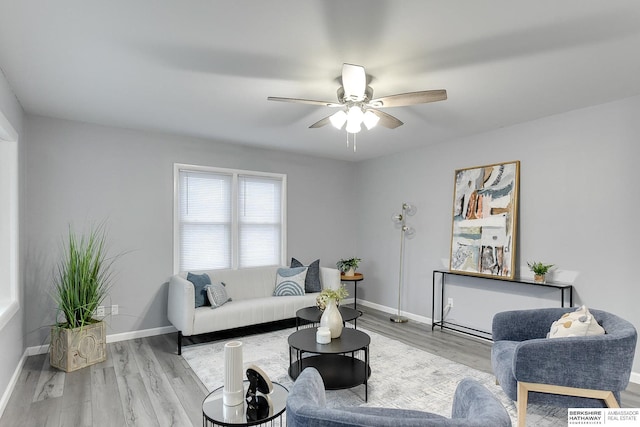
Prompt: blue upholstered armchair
<box><xmin>492</xmin><ymin>307</ymin><xmax>637</xmax><ymax>427</ymax></box>
<box><xmin>286</xmin><ymin>367</ymin><xmax>511</xmax><ymax>427</ymax></box>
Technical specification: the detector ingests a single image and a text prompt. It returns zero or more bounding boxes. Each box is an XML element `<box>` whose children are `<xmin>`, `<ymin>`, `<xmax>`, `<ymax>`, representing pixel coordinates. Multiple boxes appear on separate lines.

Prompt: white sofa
<box><xmin>168</xmin><ymin>265</ymin><xmax>341</xmax><ymax>354</ymax></box>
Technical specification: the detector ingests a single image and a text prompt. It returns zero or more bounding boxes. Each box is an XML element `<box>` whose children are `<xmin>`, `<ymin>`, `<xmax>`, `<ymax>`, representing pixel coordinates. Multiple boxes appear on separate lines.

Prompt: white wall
<box><xmin>22</xmin><ymin>115</ymin><xmax>357</xmax><ymax>348</ymax></box>
<box><xmin>356</xmin><ymin>95</ymin><xmax>640</xmax><ymax>372</ymax></box>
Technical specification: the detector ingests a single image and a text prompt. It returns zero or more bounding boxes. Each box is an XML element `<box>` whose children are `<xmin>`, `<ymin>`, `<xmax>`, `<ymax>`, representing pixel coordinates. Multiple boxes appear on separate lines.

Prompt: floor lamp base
<box><xmin>390</xmin><ymin>315</ymin><xmax>408</xmax><ymax>323</ymax></box>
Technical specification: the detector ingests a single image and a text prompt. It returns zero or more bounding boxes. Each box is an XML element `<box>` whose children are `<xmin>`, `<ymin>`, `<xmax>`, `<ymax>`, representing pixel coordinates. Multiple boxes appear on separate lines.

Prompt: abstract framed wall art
<box><xmin>449</xmin><ymin>161</ymin><xmax>520</xmax><ymax>279</ymax></box>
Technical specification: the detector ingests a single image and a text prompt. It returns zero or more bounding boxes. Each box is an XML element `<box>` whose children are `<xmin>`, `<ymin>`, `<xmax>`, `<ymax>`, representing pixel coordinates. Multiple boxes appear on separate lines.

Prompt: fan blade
<box><xmin>369</xmin><ymin>109</ymin><xmax>403</xmax><ymax>129</ymax></box>
<box><xmin>368</xmin><ymin>90</ymin><xmax>447</xmax><ymax>108</ymax></box>
<box><xmin>309</xmin><ymin>115</ymin><xmax>333</xmax><ymax>129</ymax></box>
<box><xmin>341</xmin><ymin>63</ymin><xmax>366</xmax><ymax>101</ymax></box>
<box><xmin>267</xmin><ymin>97</ymin><xmax>341</xmax><ymax>107</ymax></box>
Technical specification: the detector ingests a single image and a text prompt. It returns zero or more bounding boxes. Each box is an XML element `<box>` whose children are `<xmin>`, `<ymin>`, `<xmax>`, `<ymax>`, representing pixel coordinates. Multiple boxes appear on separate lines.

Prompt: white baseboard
<box><xmin>26</xmin><ymin>325</ymin><xmax>177</xmax><ymax>356</ymax></box>
<box><xmin>356</xmin><ymin>299</ymin><xmax>432</xmax><ymax>324</ymax></box>
<box><xmin>106</xmin><ymin>325</ymin><xmax>177</xmax><ymax>344</ymax></box>
<box><xmin>0</xmin><ymin>350</ymin><xmax>27</xmax><ymax>419</ymax></box>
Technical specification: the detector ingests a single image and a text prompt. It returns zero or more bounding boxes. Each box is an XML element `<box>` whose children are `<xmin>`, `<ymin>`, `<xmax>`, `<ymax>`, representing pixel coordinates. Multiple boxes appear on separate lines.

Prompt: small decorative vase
<box><xmin>344</xmin><ymin>267</ymin><xmax>355</xmax><ymax>277</ymax></box>
<box><xmin>534</xmin><ymin>274</ymin><xmax>546</xmax><ymax>283</ymax></box>
<box><xmin>223</xmin><ymin>341</ymin><xmax>244</xmax><ymax>406</ymax></box>
<box><xmin>320</xmin><ymin>298</ymin><xmax>343</xmax><ymax>338</ymax></box>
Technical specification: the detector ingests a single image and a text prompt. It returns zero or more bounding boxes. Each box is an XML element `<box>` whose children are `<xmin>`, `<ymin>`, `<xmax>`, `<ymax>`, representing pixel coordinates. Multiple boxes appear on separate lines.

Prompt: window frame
<box><xmin>0</xmin><ymin>109</ymin><xmax>20</xmax><ymax>330</ymax></box>
<box><xmin>173</xmin><ymin>163</ymin><xmax>287</xmax><ymax>274</ymax></box>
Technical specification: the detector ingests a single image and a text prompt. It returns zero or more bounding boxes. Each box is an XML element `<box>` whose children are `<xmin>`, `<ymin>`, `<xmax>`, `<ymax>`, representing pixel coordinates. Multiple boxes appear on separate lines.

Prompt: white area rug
<box><xmin>182</xmin><ymin>327</ymin><xmax>566</xmax><ymax>426</ymax></box>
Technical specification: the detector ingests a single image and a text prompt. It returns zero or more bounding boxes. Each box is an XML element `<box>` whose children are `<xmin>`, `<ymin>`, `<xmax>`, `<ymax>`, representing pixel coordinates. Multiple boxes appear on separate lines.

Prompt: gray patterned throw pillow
<box><xmin>205</xmin><ymin>282</ymin><xmax>232</xmax><ymax>308</ymax></box>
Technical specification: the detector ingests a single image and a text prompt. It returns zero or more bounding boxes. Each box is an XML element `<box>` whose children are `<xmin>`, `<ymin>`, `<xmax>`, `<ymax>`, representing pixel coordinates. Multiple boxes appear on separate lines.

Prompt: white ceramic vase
<box><xmin>320</xmin><ymin>298</ymin><xmax>343</xmax><ymax>338</ymax></box>
<box><xmin>223</xmin><ymin>341</ymin><xmax>244</xmax><ymax>406</ymax></box>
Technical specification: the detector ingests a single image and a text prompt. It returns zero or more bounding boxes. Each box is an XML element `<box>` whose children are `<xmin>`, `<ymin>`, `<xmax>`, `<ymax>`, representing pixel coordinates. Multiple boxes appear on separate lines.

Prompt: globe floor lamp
<box><xmin>391</xmin><ymin>203</ymin><xmax>416</xmax><ymax>323</ymax></box>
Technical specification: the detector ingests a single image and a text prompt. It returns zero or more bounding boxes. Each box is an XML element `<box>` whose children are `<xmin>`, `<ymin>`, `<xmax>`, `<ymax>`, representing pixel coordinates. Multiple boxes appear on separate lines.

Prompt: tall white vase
<box><xmin>320</xmin><ymin>298</ymin><xmax>343</xmax><ymax>338</ymax></box>
<box><xmin>223</xmin><ymin>341</ymin><xmax>244</xmax><ymax>406</ymax></box>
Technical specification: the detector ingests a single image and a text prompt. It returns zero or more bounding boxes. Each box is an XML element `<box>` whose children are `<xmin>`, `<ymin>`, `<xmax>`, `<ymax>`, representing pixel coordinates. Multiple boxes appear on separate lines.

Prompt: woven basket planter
<box><xmin>50</xmin><ymin>320</ymin><xmax>106</xmax><ymax>372</ymax></box>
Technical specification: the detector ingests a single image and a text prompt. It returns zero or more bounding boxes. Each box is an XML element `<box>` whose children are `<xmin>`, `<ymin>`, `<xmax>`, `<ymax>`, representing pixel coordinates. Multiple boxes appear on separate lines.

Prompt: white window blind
<box><xmin>179</xmin><ymin>170</ymin><xmax>232</xmax><ymax>271</ymax></box>
<box><xmin>175</xmin><ymin>165</ymin><xmax>286</xmax><ymax>272</ymax></box>
<box><xmin>238</xmin><ymin>175</ymin><xmax>282</xmax><ymax>268</ymax></box>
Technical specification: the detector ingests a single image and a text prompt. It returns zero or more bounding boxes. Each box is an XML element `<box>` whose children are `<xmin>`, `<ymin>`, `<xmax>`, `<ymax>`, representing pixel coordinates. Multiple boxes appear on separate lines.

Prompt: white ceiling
<box><xmin>2</xmin><ymin>1</ymin><xmax>640</xmax><ymax>161</ymax></box>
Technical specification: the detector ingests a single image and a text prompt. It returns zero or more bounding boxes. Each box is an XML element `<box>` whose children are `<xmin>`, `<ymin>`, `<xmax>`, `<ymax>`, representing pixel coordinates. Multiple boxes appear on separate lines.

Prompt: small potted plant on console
<box><xmin>527</xmin><ymin>261</ymin><xmax>554</xmax><ymax>284</ymax></box>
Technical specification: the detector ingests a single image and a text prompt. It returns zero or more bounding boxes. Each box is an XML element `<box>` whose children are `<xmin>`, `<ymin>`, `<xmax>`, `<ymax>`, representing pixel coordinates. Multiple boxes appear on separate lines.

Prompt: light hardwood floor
<box><xmin>2</xmin><ymin>307</ymin><xmax>639</xmax><ymax>426</ymax></box>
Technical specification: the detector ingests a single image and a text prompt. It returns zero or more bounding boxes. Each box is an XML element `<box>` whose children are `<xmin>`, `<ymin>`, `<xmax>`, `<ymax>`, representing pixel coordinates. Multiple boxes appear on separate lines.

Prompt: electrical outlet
<box><xmin>447</xmin><ymin>298</ymin><xmax>454</xmax><ymax>308</ymax></box>
<box><xmin>111</xmin><ymin>304</ymin><xmax>118</xmax><ymax>315</ymax></box>
<box><xmin>96</xmin><ymin>306</ymin><xmax>105</xmax><ymax>317</ymax></box>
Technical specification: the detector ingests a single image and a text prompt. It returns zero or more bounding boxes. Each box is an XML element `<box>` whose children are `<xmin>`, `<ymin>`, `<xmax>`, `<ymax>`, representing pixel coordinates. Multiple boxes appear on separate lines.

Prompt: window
<box><xmin>174</xmin><ymin>164</ymin><xmax>286</xmax><ymax>273</ymax></box>
<box><xmin>0</xmin><ymin>110</ymin><xmax>19</xmax><ymax>330</ymax></box>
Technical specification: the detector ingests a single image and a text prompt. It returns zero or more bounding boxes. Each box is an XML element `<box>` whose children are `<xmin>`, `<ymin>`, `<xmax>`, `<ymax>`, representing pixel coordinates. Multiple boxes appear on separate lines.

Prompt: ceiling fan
<box><xmin>267</xmin><ymin>63</ymin><xmax>447</xmax><ymax>134</ymax></box>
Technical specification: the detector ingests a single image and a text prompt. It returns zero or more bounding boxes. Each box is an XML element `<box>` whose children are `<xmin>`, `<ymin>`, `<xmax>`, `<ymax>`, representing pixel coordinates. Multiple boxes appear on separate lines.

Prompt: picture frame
<box><xmin>449</xmin><ymin>160</ymin><xmax>520</xmax><ymax>279</ymax></box>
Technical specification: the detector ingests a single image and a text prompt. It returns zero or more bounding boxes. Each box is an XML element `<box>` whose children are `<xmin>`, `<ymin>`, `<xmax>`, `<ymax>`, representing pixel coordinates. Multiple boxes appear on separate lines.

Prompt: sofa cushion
<box><xmin>192</xmin><ymin>294</ymin><xmax>319</xmax><ymax>335</ymax></box>
<box><xmin>187</xmin><ymin>272</ymin><xmax>211</xmax><ymax>307</ymax></box>
<box><xmin>274</xmin><ymin>267</ymin><xmax>307</xmax><ymax>296</ymax></box>
<box><xmin>206</xmin><ymin>282</ymin><xmax>232</xmax><ymax>308</ymax></box>
<box><xmin>210</xmin><ymin>266</ymin><xmax>281</xmax><ymax>300</ymax></box>
<box><xmin>291</xmin><ymin>258</ymin><xmax>321</xmax><ymax>293</ymax></box>
<box><xmin>548</xmin><ymin>305</ymin><xmax>605</xmax><ymax>338</ymax></box>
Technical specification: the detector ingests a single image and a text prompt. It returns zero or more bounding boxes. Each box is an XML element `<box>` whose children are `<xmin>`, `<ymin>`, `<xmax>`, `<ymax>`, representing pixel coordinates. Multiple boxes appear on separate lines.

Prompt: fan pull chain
<box><xmin>345</xmin><ymin>133</ymin><xmax>357</xmax><ymax>152</ymax></box>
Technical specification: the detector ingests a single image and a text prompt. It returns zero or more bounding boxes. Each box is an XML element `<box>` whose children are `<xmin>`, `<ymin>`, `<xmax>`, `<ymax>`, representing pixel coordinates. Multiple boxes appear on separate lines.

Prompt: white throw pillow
<box><xmin>273</xmin><ymin>267</ymin><xmax>307</xmax><ymax>296</ymax></box>
<box><xmin>548</xmin><ymin>305</ymin><xmax>605</xmax><ymax>338</ymax></box>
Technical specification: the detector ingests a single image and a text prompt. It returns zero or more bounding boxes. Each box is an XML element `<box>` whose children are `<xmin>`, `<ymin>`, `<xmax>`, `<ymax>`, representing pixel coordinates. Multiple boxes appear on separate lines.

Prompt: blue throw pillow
<box><xmin>273</xmin><ymin>267</ymin><xmax>307</xmax><ymax>296</ymax></box>
<box><xmin>291</xmin><ymin>258</ymin><xmax>321</xmax><ymax>293</ymax></box>
<box><xmin>187</xmin><ymin>272</ymin><xmax>211</xmax><ymax>308</ymax></box>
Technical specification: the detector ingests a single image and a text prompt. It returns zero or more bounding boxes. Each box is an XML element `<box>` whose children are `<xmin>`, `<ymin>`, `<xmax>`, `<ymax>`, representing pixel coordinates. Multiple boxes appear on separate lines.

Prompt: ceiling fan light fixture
<box><xmin>329</xmin><ymin>110</ymin><xmax>347</xmax><ymax>129</ymax></box>
<box><xmin>268</xmin><ymin>63</ymin><xmax>448</xmax><ymax>145</ymax></box>
<box><xmin>346</xmin><ymin>119</ymin><xmax>362</xmax><ymax>134</ymax></box>
<box><xmin>363</xmin><ymin>110</ymin><xmax>380</xmax><ymax>130</ymax></box>
<box><xmin>347</xmin><ymin>105</ymin><xmax>364</xmax><ymax>122</ymax></box>
<box><xmin>346</xmin><ymin>106</ymin><xmax>364</xmax><ymax>133</ymax></box>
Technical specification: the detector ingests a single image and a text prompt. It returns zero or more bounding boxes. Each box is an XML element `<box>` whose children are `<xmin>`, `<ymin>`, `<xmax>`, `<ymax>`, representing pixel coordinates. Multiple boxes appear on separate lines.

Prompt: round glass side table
<box><xmin>202</xmin><ymin>381</ymin><xmax>288</xmax><ymax>426</ymax></box>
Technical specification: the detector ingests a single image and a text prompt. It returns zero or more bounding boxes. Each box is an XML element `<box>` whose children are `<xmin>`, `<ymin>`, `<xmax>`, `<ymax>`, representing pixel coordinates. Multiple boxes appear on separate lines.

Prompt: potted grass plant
<box><xmin>50</xmin><ymin>223</ymin><xmax>117</xmax><ymax>372</ymax></box>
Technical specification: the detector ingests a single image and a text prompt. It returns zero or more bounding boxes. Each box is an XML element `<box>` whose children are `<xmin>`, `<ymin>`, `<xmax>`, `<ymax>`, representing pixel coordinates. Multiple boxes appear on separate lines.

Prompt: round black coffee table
<box><xmin>295</xmin><ymin>305</ymin><xmax>362</xmax><ymax>329</ymax></box>
<box><xmin>202</xmin><ymin>381</ymin><xmax>287</xmax><ymax>426</ymax></box>
<box><xmin>288</xmin><ymin>328</ymin><xmax>370</xmax><ymax>401</ymax></box>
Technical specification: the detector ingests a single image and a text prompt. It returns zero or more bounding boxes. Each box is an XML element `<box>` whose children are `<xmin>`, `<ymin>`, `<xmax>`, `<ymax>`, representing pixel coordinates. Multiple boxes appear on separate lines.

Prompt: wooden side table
<box><xmin>341</xmin><ymin>273</ymin><xmax>364</xmax><ymax>311</ymax></box>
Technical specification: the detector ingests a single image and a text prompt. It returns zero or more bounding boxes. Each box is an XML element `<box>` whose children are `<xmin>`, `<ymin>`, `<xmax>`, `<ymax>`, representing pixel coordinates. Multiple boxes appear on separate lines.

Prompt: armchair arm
<box><xmin>287</xmin><ymin>367</ymin><xmax>327</xmax><ymax>409</ymax></box>
<box><xmin>167</xmin><ymin>275</ymin><xmax>195</xmax><ymax>336</ymax></box>
<box><xmin>492</xmin><ymin>308</ymin><xmax>572</xmax><ymax>341</ymax></box>
<box><xmin>451</xmin><ymin>378</ymin><xmax>511</xmax><ymax>427</ymax></box>
<box><xmin>513</xmin><ymin>334</ymin><xmax>636</xmax><ymax>391</ymax></box>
